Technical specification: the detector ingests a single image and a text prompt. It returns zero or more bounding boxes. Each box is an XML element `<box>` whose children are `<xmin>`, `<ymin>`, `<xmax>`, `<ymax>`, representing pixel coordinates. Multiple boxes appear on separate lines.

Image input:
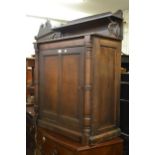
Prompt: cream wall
<box><xmin>122</xmin><ymin>9</ymin><xmax>129</xmax><ymax>55</ymax></box>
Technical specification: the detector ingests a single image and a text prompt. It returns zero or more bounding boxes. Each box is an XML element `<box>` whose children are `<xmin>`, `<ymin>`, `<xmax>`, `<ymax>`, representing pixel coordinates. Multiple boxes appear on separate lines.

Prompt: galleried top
<box><xmin>35</xmin><ymin>10</ymin><xmax>123</xmax><ymax>42</ymax></box>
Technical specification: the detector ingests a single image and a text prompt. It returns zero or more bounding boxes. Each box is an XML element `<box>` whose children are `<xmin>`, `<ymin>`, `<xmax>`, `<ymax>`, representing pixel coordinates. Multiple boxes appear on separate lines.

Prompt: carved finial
<box><xmin>113</xmin><ymin>10</ymin><xmax>123</xmax><ymax>19</ymax></box>
<box><xmin>36</xmin><ymin>20</ymin><xmax>52</xmax><ymax>39</ymax></box>
<box><xmin>45</xmin><ymin>20</ymin><xmax>52</xmax><ymax>29</ymax></box>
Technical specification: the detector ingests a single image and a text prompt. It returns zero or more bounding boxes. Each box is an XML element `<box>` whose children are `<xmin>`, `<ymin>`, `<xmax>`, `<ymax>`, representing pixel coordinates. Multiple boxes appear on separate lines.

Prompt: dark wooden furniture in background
<box><xmin>26</xmin><ymin>56</ymin><xmax>35</xmax><ymax>106</ymax></box>
<box><xmin>34</xmin><ymin>10</ymin><xmax>123</xmax><ymax>155</ymax></box>
<box><xmin>26</xmin><ymin>56</ymin><xmax>36</xmax><ymax>155</ymax></box>
<box><xmin>120</xmin><ymin>54</ymin><xmax>129</xmax><ymax>155</ymax></box>
<box><xmin>26</xmin><ymin>112</ymin><xmax>35</xmax><ymax>155</ymax></box>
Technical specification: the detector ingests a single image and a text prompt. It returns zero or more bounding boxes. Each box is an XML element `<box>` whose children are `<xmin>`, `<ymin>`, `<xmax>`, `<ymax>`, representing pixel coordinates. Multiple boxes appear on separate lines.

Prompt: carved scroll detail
<box><xmin>35</xmin><ymin>20</ymin><xmax>62</xmax><ymax>41</ymax></box>
<box><xmin>108</xmin><ymin>21</ymin><xmax>120</xmax><ymax>38</ymax></box>
<box><xmin>48</xmin><ymin>32</ymin><xmax>62</xmax><ymax>40</ymax></box>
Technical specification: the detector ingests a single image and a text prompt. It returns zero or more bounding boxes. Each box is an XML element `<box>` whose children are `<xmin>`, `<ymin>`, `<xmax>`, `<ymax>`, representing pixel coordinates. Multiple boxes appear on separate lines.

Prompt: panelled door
<box><xmin>39</xmin><ymin>46</ymin><xmax>84</xmax><ymax>133</ymax></box>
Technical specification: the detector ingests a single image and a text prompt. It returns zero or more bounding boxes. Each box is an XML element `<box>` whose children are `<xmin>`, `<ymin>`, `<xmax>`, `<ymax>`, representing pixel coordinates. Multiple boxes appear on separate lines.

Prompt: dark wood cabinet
<box><xmin>36</xmin><ymin>35</ymin><xmax>121</xmax><ymax>145</ymax></box>
<box><xmin>34</xmin><ymin>10</ymin><xmax>123</xmax><ymax>154</ymax></box>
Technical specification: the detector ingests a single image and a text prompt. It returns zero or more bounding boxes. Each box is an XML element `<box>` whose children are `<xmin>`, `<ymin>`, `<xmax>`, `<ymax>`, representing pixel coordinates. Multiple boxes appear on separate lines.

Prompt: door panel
<box><xmin>39</xmin><ymin>50</ymin><xmax>60</xmax><ymax>121</ymax></box>
<box><xmin>61</xmin><ymin>54</ymin><xmax>80</xmax><ymax>119</ymax></box>
<box><xmin>44</xmin><ymin>56</ymin><xmax>59</xmax><ymax>112</ymax></box>
<box><xmin>59</xmin><ymin>47</ymin><xmax>84</xmax><ymax>131</ymax></box>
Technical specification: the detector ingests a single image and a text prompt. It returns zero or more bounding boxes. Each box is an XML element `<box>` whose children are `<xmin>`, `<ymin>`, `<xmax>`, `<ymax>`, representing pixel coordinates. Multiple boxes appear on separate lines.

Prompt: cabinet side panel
<box><xmin>92</xmin><ymin>37</ymin><xmax>121</xmax><ymax>136</ymax></box>
<box><xmin>98</xmin><ymin>46</ymin><xmax>115</xmax><ymax>126</ymax></box>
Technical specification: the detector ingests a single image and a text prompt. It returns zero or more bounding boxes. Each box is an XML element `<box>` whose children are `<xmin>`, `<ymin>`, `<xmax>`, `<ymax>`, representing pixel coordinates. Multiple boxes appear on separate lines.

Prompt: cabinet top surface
<box><xmin>35</xmin><ymin>10</ymin><xmax>123</xmax><ymax>43</ymax></box>
<box><xmin>53</xmin><ymin>10</ymin><xmax>123</xmax><ymax>31</ymax></box>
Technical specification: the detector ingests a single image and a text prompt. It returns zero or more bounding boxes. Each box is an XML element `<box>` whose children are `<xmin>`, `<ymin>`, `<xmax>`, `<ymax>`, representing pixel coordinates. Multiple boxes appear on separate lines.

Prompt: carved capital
<box><xmin>85</xmin><ymin>35</ymin><xmax>92</xmax><ymax>59</ymax></box>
